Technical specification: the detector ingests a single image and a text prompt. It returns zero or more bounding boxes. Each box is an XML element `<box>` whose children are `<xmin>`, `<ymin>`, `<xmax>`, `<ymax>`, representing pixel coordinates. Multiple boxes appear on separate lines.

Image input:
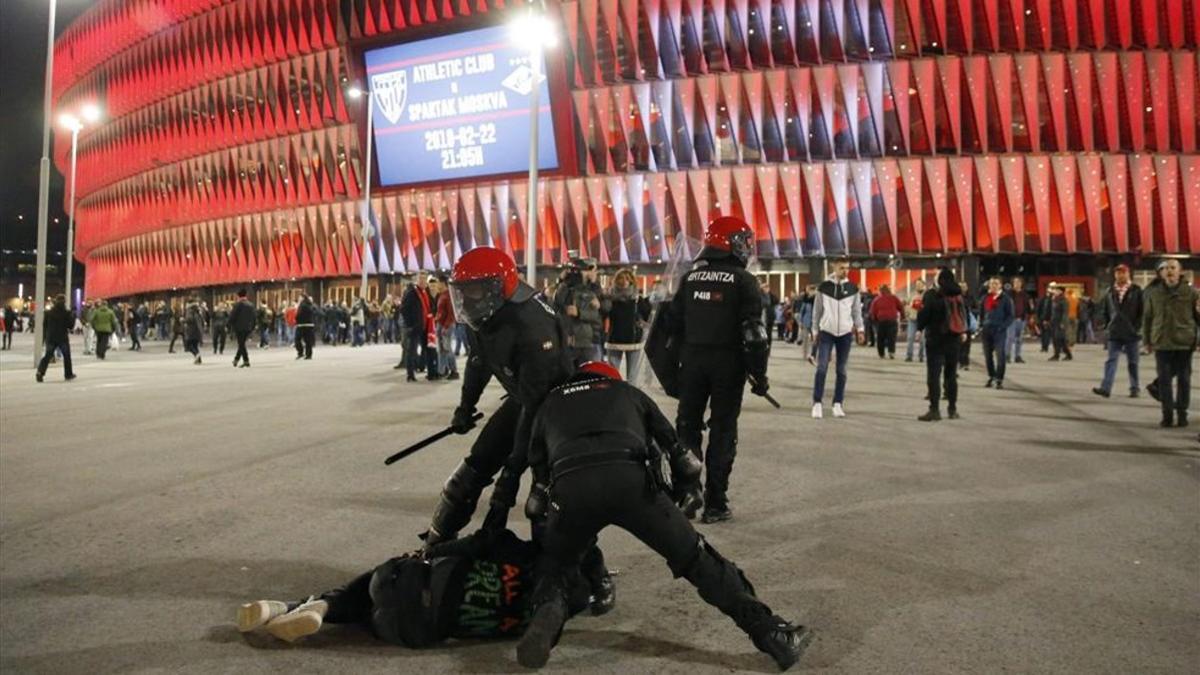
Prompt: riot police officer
<box><xmin>433</xmin><ymin>246</ymin><xmax>614</xmax><ymax>612</ymax></box>
<box><xmin>516</xmin><ymin>361</ymin><xmax>811</xmax><ymax>671</ymax></box>
<box><xmin>663</xmin><ymin>216</ymin><xmax>770</xmax><ymax>523</ymax></box>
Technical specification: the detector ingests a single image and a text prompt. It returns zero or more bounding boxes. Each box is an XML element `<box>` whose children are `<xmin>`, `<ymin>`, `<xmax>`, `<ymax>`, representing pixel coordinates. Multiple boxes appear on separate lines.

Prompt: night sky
<box><xmin>0</xmin><ymin>0</ymin><xmax>94</xmax><ymax>252</ymax></box>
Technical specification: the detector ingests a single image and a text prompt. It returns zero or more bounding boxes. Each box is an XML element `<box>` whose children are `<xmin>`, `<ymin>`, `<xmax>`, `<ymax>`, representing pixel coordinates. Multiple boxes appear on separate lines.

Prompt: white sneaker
<box><xmin>832</xmin><ymin>403</ymin><xmax>846</xmax><ymax>418</ymax></box>
<box><xmin>811</xmin><ymin>403</ymin><xmax>823</xmax><ymax>419</ymax></box>
<box><xmin>236</xmin><ymin>599</ymin><xmax>289</xmax><ymax>632</ymax></box>
<box><xmin>264</xmin><ymin>598</ymin><xmax>328</xmax><ymax>643</ymax></box>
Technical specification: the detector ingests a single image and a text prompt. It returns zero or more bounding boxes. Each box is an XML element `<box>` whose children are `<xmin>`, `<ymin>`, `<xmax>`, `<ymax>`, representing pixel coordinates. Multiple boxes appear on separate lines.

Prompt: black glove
<box><xmin>669</xmin><ymin>448</ymin><xmax>703</xmax><ymax>493</ymax></box>
<box><xmin>450</xmin><ymin>406</ymin><xmax>478</xmax><ymax>434</ymax></box>
<box><xmin>750</xmin><ymin>375</ymin><xmax>770</xmax><ymax>397</ymax></box>
<box><xmin>525</xmin><ymin>483</ymin><xmax>549</xmax><ymax>520</ymax></box>
<box><xmin>674</xmin><ymin>484</ymin><xmax>704</xmax><ymax>518</ymax></box>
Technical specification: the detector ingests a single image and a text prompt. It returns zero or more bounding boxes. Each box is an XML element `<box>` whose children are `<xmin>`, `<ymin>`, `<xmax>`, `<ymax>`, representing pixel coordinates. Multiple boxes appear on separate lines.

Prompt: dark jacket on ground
<box><xmin>229</xmin><ymin>299</ymin><xmax>256</xmax><ymax>334</ymax></box>
<box><xmin>1097</xmin><ymin>284</ymin><xmax>1143</xmax><ymax>343</ymax></box>
<box><xmin>42</xmin><ymin>304</ymin><xmax>73</xmax><ymax>343</ymax></box>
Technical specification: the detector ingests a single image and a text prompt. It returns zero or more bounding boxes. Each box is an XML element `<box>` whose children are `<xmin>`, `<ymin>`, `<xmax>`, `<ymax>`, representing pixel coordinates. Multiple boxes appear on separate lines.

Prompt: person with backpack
<box><xmin>916</xmin><ymin>269</ymin><xmax>967</xmax><ymax>421</ymax></box>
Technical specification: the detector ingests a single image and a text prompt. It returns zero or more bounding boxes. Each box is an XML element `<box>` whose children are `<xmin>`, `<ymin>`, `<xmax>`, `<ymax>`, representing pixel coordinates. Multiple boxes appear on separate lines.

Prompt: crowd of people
<box><xmin>19</xmin><ymin>256</ymin><xmax>1197</xmax><ymax>432</ymax></box>
<box><xmin>757</xmin><ymin>259</ymin><xmax>1197</xmax><ymax>429</ymax></box>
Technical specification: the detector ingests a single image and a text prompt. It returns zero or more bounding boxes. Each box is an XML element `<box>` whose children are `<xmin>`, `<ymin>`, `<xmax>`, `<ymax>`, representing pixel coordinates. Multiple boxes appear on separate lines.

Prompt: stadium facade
<box><xmin>52</xmin><ymin>0</ymin><xmax>1199</xmax><ymax>299</ymax></box>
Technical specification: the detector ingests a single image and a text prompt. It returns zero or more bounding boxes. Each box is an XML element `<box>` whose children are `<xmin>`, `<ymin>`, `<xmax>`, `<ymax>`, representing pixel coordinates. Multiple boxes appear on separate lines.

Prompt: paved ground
<box><xmin>1</xmin><ymin>331</ymin><xmax>1197</xmax><ymax>674</ymax></box>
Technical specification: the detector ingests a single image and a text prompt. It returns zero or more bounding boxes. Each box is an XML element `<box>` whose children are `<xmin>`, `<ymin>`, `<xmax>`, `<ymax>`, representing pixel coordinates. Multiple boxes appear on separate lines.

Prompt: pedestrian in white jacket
<box><xmin>810</xmin><ymin>259</ymin><xmax>864</xmax><ymax>418</ymax></box>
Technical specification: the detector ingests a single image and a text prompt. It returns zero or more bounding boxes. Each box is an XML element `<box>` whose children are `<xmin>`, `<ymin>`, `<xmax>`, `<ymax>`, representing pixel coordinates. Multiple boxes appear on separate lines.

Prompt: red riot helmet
<box><xmin>450</xmin><ymin>247</ymin><xmax>520</xmax><ymax>330</ymax></box>
<box><xmin>578</xmin><ymin>360</ymin><xmax>622</xmax><ymax>381</ymax></box>
<box><xmin>703</xmin><ymin>216</ymin><xmax>755</xmax><ymax>266</ymax></box>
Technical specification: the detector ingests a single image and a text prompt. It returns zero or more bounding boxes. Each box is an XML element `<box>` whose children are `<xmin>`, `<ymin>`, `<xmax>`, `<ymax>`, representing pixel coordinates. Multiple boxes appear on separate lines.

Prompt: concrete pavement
<box><xmin>1</xmin><ymin>331</ymin><xmax>1197</xmax><ymax>673</ymax></box>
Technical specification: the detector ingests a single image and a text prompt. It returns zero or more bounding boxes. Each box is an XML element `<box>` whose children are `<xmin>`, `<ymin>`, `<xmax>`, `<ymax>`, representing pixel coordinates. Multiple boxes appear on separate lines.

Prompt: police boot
<box><xmin>580</xmin><ymin>547</ymin><xmax>616</xmax><ymax>616</ymax></box>
<box><xmin>748</xmin><ymin>617</ymin><xmax>814</xmax><ymax>672</ymax></box>
<box><xmin>701</xmin><ymin>490</ymin><xmax>732</xmax><ymax>523</ymax></box>
<box><xmin>516</xmin><ymin>594</ymin><xmax>568</xmax><ymax>668</ymax></box>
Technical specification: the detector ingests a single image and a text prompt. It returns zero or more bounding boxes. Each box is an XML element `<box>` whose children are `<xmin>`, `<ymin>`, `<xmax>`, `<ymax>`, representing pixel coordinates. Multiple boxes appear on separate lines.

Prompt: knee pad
<box><xmin>429</xmin><ymin>461</ymin><xmax>493</xmax><ymax>540</ymax></box>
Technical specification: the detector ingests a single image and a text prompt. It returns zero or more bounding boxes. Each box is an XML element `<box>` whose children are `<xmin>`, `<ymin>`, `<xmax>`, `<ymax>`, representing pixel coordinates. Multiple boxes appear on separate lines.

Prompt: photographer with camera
<box><xmin>553</xmin><ymin>256</ymin><xmax>607</xmax><ymax>364</ymax></box>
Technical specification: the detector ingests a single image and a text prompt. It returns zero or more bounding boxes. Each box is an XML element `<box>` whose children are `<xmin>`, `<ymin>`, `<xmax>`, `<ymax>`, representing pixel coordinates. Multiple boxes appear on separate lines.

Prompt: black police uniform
<box><xmin>432</xmin><ymin>283</ymin><xmax>574</xmax><ymax>541</ymax></box>
<box><xmin>517</xmin><ymin>373</ymin><xmax>809</xmax><ymax>670</ymax></box>
<box><xmin>670</xmin><ymin>250</ymin><xmax>768</xmax><ymax>519</ymax></box>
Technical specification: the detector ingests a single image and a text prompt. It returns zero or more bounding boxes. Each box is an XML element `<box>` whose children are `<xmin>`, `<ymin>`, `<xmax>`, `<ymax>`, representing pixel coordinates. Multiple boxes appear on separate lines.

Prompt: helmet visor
<box><xmin>729</xmin><ymin>231</ymin><xmax>755</xmax><ymax>266</ymax></box>
<box><xmin>450</xmin><ymin>277</ymin><xmax>505</xmax><ymax>330</ymax></box>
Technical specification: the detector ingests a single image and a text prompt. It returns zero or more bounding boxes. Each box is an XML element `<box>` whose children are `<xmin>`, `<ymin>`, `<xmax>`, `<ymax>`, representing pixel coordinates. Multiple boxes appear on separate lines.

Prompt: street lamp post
<box><xmin>32</xmin><ymin>0</ymin><xmax>59</xmax><ymax>367</ymax></box>
<box><xmin>59</xmin><ymin>104</ymin><xmax>101</xmax><ymax>312</ymax></box>
<box><xmin>348</xmin><ymin>86</ymin><xmax>375</xmax><ymax>302</ymax></box>
<box><xmin>511</xmin><ymin>7</ymin><xmax>557</xmax><ymax>288</ymax></box>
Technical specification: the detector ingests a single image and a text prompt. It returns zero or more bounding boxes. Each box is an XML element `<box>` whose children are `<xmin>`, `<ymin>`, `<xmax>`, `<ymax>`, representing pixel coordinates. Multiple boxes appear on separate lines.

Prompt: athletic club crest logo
<box><xmin>372</xmin><ymin>70</ymin><xmax>408</xmax><ymax>124</ymax></box>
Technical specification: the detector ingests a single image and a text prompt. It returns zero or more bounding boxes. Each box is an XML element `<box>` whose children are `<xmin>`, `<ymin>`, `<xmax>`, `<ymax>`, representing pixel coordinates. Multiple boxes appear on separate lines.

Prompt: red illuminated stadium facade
<box><xmin>52</xmin><ymin>0</ymin><xmax>1199</xmax><ymax>299</ymax></box>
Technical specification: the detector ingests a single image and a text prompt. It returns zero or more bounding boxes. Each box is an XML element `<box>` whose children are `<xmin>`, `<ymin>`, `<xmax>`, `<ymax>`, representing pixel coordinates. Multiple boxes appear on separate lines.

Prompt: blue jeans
<box><xmin>607</xmin><ymin>349</ymin><xmax>642</xmax><ymax>381</ymax></box>
<box><xmin>1100</xmin><ymin>339</ymin><xmax>1140</xmax><ymax>394</ymax></box>
<box><xmin>1007</xmin><ymin>319</ymin><xmax>1025</xmax><ymax>360</ymax></box>
<box><xmin>813</xmin><ymin>332</ymin><xmax>853</xmax><ymax>404</ymax></box>
<box><xmin>905</xmin><ymin>319</ymin><xmax>924</xmax><ymax>360</ymax></box>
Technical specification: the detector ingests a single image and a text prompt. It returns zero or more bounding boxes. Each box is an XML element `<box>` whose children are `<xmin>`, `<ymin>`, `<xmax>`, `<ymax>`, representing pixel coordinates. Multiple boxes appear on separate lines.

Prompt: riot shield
<box><xmin>637</xmin><ymin>234</ymin><xmax>703</xmax><ymax>396</ymax></box>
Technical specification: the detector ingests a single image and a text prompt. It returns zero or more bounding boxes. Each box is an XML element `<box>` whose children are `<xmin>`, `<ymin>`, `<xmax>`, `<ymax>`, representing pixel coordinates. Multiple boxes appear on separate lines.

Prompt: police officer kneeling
<box><xmin>516</xmin><ymin>361</ymin><xmax>811</xmax><ymax>670</ymax></box>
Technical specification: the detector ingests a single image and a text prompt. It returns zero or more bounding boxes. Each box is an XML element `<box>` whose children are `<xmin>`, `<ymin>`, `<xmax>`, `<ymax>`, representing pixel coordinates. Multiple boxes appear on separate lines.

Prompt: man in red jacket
<box><xmin>868</xmin><ymin>285</ymin><xmax>904</xmax><ymax>359</ymax></box>
<box><xmin>434</xmin><ymin>275</ymin><xmax>460</xmax><ymax>380</ymax></box>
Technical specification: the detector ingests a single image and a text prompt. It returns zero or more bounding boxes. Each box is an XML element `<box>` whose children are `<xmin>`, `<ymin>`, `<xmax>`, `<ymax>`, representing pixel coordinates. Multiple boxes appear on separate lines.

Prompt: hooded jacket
<box><xmin>812</xmin><ymin>276</ymin><xmax>863</xmax><ymax>337</ymax></box>
<box><xmin>917</xmin><ymin>270</ymin><xmax>964</xmax><ymax>348</ymax></box>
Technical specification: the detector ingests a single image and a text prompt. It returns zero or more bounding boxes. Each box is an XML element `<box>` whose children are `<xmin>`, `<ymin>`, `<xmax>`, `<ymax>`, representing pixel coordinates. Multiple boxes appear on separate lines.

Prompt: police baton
<box><xmin>747</xmin><ymin>376</ymin><xmax>782</xmax><ymax>409</ymax></box>
<box><xmin>385</xmin><ymin>412</ymin><xmax>484</xmax><ymax>466</ymax></box>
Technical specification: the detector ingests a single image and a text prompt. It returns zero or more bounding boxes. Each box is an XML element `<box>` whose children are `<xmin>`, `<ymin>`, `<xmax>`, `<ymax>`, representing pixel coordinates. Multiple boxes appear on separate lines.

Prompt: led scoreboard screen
<box><xmin>363</xmin><ymin>24</ymin><xmax>561</xmax><ymax>188</ymax></box>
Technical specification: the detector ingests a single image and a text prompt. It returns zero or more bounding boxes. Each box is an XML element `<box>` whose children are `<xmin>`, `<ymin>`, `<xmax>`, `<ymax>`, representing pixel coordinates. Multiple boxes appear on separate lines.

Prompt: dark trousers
<box><xmin>233</xmin><ymin>331</ymin><xmax>251</xmax><ymax>365</ymax></box>
<box><xmin>1154</xmin><ymin>350</ymin><xmax>1193</xmax><ymax>417</ymax></box>
<box><xmin>406</xmin><ymin>334</ymin><xmax>424</xmax><ymax>378</ymax></box>
<box><xmin>926</xmin><ymin>339</ymin><xmax>960</xmax><ymax>411</ymax></box>
<box><xmin>1052</xmin><ymin>326</ymin><xmax>1072</xmax><ymax>358</ymax></box>
<box><xmin>532</xmin><ymin>463</ymin><xmax>773</xmax><ymax>640</ymax></box>
<box><xmin>676</xmin><ymin>345</ymin><xmax>746</xmax><ymax>509</ymax></box>
<box><xmin>1039</xmin><ymin>321</ymin><xmax>1053</xmax><ymax>351</ymax></box>
<box><xmin>38</xmin><ymin>339</ymin><xmax>74</xmax><ymax>378</ymax></box>
<box><xmin>129</xmin><ymin>328</ymin><xmax>141</xmax><ymax>350</ymax></box>
<box><xmin>876</xmin><ymin>320</ymin><xmax>898</xmax><ymax>357</ymax></box>
<box><xmin>2</xmin><ymin>329</ymin><xmax>12</xmax><ymax>349</ymax></box>
<box><xmin>259</xmin><ymin>327</ymin><xmax>270</xmax><ymax>347</ymax></box>
<box><xmin>981</xmin><ymin>328</ymin><xmax>1007</xmax><ymax>382</ymax></box>
<box><xmin>959</xmin><ymin>334</ymin><xmax>972</xmax><ymax>367</ymax></box>
<box><xmin>295</xmin><ymin>326</ymin><xmax>315</xmax><ymax>359</ymax></box>
<box><xmin>813</xmin><ymin>332</ymin><xmax>853</xmax><ymax>403</ymax></box>
<box><xmin>96</xmin><ymin>331</ymin><xmax>112</xmax><ymax>359</ymax></box>
<box><xmin>212</xmin><ymin>329</ymin><xmax>226</xmax><ymax>353</ymax></box>
<box><xmin>184</xmin><ymin>337</ymin><xmax>200</xmax><ymax>356</ymax></box>
<box><xmin>169</xmin><ymin>332</ymin><xmax>183</xmax><ymax>352</ymax></box>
